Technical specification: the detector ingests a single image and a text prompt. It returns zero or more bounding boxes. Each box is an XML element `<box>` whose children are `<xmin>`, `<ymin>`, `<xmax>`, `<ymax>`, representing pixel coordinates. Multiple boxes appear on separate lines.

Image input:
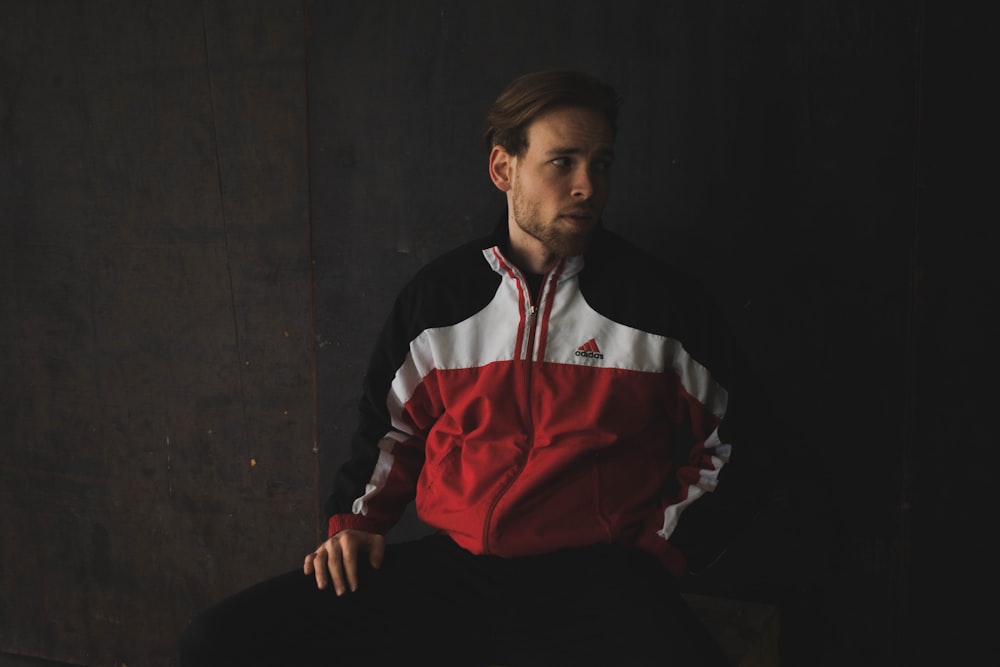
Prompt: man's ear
<box><xmin>489</xmin><ymin>145</ymin><xmax>514</xmax><ymax>192</ymax></box>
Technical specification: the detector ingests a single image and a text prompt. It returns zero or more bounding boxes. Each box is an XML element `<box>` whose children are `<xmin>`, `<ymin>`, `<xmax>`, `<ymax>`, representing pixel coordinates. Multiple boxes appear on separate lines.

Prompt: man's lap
<box><xmin>179</xmin><ymin>535</ymin><xmax>726</xmax><ymax>667</ymax></box>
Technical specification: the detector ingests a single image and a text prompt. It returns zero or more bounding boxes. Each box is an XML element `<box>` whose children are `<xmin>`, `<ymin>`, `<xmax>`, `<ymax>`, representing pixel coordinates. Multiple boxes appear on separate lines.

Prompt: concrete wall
<box><xmin>1</xmin><ymin>1</ymin><xmax>989</xmax><ymax>665</ymax></box>
<box><xmin>1</xmin><ymin>2</ymin><xmax>315</xmax><ymax>665</ymax></box>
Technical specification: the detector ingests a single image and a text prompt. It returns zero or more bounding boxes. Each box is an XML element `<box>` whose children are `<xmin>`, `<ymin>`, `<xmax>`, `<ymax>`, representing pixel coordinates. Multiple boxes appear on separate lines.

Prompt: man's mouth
<box><xmin>560</xmin><ymin>209</ymin><xmax>595</xmax><ymax>225</ymax></box>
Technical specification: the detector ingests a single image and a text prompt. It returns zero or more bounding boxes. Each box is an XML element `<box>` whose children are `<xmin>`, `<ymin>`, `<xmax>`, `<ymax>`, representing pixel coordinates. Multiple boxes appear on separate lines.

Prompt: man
<box><xmin>181</xmin><ymin>69</ymin><xmax>768</xmax><ymax>667</ymax></box>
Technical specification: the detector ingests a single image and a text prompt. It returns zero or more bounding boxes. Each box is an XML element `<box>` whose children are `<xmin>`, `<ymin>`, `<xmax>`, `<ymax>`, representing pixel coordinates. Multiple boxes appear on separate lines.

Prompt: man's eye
<box><xmin>593</xmin><ymin>160</ymin><xmax>613</xmax><ymax>172</ymax></box>
<box><xmin>551</xmin><ymin>157</ymin><xmax>571</xmax><ymax>167</ymax></box>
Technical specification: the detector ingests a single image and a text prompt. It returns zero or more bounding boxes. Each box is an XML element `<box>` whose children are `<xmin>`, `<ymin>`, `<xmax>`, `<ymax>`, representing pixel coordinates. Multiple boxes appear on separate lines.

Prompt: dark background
<box><xmin>1</xmin><ymin>1</ymin><xmax>990</xmax><ymax>665</ymax></box>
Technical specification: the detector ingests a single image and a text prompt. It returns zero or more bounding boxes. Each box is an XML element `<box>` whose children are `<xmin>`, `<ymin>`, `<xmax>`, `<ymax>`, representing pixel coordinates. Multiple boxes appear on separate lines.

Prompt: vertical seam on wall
<box><xmin>898</xmin><ymin>0</ymin><xmax>925</xmax><ymax>658</ymax></box>
<box><xmin>201</xmin><ymin>6</ymin><xmax>258</xmax><ymax>526</ymax></box>
<box><xmin>303</xmin><ymin>0</ymin><xmax>323</xmax><ymax>543</ymax></box>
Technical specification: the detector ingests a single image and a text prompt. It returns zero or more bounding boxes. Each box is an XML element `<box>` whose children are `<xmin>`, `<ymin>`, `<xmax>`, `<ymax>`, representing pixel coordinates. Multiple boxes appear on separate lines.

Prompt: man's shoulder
<box><xmin>388</xmin><ymin>228</ymin><xmax>502</xmax><ymax>329</ymax></box>
<box><xmin>408</xmin><ymin>231</ymin><xmax>497</xmax><ymax>287</ymax></box>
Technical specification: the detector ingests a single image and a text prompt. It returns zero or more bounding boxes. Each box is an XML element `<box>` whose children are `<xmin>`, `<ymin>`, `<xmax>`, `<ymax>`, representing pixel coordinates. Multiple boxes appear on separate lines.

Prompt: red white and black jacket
<box><xmin>325</xmin><ymin>221</ymin><xmax>766</xmax><ymax>577</ymax></box>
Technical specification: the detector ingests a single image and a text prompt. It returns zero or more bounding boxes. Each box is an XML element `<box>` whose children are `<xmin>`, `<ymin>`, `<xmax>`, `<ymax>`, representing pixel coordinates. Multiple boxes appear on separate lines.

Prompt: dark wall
<box><xmin>1</xmin><ymin>2</ymin><xmax>314</xmax><ymax>665</ymax></box>
<box><xmin>1</xmin><ymin>0</ymin><xmax>988</xmax><ymax>665</ymax></box>
<box><xmin>907</xmin><ymin>3</ymin><xmax>993</xmax><ymax>664</ymax></box>
<box><xmin>308</xmin><ymin>1</ymin><xmax>981</xmax><ymax>665</ymax></box>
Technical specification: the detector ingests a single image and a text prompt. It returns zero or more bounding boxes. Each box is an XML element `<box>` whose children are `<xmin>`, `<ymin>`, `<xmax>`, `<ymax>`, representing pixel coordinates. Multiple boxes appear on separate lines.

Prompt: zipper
<box><xmin>482</xmin><ymin>269</ymin><xmax>543</xmax><ymax>554</ymax></box>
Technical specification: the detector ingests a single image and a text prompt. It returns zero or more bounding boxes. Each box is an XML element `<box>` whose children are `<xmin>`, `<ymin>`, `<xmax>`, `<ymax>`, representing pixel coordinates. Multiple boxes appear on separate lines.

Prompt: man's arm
<box><xmin>656</xmin><ymin>298</ymin><xmax>779</xmax><ymax>576</ymax></box>
<box><xmin>308</xmin><ymin>281</ymin><xmax>433</xmax><ymax>590</ymax></box>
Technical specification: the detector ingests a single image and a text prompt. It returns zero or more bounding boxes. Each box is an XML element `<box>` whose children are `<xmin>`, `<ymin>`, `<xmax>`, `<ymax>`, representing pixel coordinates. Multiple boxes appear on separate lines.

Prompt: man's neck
<box><xmin>507</xmin><ymin>218</ymin><xmax>558</xmax><ymax>274</ymax></box>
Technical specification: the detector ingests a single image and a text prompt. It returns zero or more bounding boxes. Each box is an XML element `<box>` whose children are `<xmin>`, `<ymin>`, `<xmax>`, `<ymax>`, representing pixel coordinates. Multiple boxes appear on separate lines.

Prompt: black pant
<box><xmin>179</xmin><ymin>535</ymin><xmax>729</xmax><ymax>666</ymax></box>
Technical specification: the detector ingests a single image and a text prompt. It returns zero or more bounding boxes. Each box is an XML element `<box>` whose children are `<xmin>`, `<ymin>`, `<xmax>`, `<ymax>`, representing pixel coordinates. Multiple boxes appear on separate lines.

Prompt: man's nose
<box><xmin>571</xmin><ymin>166</ymin><xmax>593</xmax><ymax>199</ymax></box>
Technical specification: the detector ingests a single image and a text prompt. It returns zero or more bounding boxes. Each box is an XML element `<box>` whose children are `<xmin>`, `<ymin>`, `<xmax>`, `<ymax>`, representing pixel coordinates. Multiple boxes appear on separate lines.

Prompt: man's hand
<box><xmin>303</xmin><ymin>529</ymin><xmax>385</xmax><ymax>595</ymax></box>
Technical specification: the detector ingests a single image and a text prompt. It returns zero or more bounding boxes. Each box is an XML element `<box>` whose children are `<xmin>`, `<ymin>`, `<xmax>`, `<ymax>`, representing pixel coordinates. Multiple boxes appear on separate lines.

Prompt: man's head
<box><xmin>484</xmin><ymin>69</ymin><xmax>620</xmax><ymax>158</ymax></box>
<box><xmin>486</xmin><ymin>70</ymin><xmax>621</xmax><ymax>271</ymax></box>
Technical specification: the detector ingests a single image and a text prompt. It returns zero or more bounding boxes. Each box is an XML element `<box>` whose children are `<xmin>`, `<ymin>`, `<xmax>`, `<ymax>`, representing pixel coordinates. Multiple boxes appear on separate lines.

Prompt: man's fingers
<box><xmin>341</xmin><ymin>539</ymin><xmax>360</xmax><ymax>593</ymax></box>
<box><xmin>369</xmin><ymin>536</ymin><xmax>385</xmax><ymax>570</ymax></box>
<box><xmin>302</xmin><ymin>543</ymin><xmax>338</xmax><ymax>592</ymax></box>
<box><xmin>302</xmin><ymin>531</ymin><xmax>383</xmax><ymax>595</ymax></box>
<box><xmin>324</xmin><ymin>543</ymin><xmax>346</xmax><ymax>595</ymax></box>
<box><xmin>316</xmin><ymin>550</ymin><xmax>332</xmax><ymax>591</ymax></box>
<box><xmin>303</xmin><ymin>552</ymin><xmax>313</xmax><ymax>575</ymax></box>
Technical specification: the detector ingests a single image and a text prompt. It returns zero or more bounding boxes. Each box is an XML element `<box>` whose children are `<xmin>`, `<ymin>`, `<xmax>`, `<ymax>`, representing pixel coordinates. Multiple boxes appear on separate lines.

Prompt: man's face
<box><xmin>507</xmin><ymin>106</ymin><xmax>614</xmax><ymax>260</ymax></box>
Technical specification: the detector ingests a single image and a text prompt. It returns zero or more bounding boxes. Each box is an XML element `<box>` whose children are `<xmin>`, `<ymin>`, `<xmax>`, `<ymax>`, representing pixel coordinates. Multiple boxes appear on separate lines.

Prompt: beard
<box><xmin>511</xmin><ymin>186</ymin><xmax>595</xmax><ymax>259</ymax></box>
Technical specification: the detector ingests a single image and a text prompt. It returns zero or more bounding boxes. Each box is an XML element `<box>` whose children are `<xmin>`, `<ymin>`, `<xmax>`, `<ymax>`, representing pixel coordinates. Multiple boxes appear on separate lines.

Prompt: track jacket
<box><xmin>325</xmin><ymin>221</ymin><xmax>763</xmax><ymax>577</ymax></box>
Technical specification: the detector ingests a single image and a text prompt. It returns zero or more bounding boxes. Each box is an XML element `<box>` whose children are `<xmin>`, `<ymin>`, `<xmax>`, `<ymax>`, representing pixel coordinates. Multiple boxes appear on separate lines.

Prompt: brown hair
<box><xmin>483</xmin><ymin>69</ymin><xmax>621</xmax><ymax>156</ymax></box>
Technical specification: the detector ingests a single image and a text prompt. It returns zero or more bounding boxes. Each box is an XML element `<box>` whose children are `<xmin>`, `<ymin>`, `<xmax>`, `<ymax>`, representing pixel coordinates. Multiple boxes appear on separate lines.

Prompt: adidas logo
<box><xmin>575</xmin><ymin>338</ymin><xmax>604</xmax><ymax>360</ymax></box>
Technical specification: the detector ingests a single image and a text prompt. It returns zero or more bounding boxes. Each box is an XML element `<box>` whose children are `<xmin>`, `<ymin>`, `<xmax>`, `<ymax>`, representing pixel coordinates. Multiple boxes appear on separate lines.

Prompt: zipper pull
<box><xmin>528</xmin><ymin>304</ymin><xmax>537</xmax><ymax>317</ymax></box>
